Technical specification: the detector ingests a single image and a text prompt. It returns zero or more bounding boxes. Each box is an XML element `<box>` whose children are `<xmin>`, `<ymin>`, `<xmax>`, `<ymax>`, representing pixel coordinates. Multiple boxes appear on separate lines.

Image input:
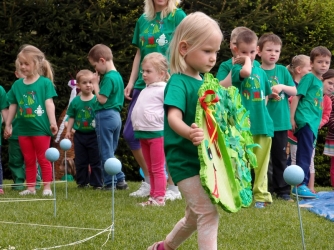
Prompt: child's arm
<box><xmin>65</xmin><ymin>117</ymin><xmax>75</xmax><ymax>139</ymax></box>
<box><xmin>1</xmin><ymin>108</ymin><xmax>8</xmax><ymax>124</ymax></box>
<box><xmin>125</xmin><ymin>49</ymin><xmax>141</xmax><ymax>100</ymax></box>
<box><xmin>290</xmin><ymin>95</ymin><xmax>301</xmax><ymax>132</ymax></box>
<box><xmin>45</xmin><ymin>98</ymin><xmax>58</xmax><ymax>135</ymax></box>
<box><xmin>167</xmin><ymin>106</ymin><xmax>204</xmax><ymax>146</ymax></box>
<box><xmin>219</xmin><ymin>71</ymin><xmax>232</xmax><ymax>88</ymax></box>
<box><xmin>319</xmin><ymin>96</ymin><xmax>332</xmax><ymax>128</ymax></box>
<box><xmin>4</xmin><ymin>104</ymin><xmax>17</xmax><ymax>139</ymax></box>
<box><xmin>235</xmin><ymin>56</ymin><xmax>252</xmax><ymax>79</ymax></box>
<box><xmin>92</xmin><ymin>73</ymin><xmax>108</xmax><ymax>105</ymax></box>
<box><xmin>271</xmin><ymin>84</ymin><xmax>297</xmax><ymax>97</ymax></box>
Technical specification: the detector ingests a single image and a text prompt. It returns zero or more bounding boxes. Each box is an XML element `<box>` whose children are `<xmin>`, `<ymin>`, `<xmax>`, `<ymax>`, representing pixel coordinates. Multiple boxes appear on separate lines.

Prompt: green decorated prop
<box><xmin>196</xmin><ymin>73</ymin><xmax>258</xmax><ymax>212</ymax></box>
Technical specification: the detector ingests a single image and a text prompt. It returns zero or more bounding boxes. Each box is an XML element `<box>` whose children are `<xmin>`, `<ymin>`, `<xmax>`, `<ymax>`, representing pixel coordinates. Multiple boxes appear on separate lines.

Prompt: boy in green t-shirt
<box><xmin>231</xmin><ymin>29</ymin><xmax>274</xmax><ymax>208</ymax></box>
<box><xmin>65</xmin><ymin>70</ymin><xmax>102</xmax><ymax>189</ymax></box>
<box><xmin>88</xmin><ymin>44</ymin><xmax>126</xmax><ymax>190</ymax></box>
<box><xmin>257</xmin><ymin>33</ymin><xmax>297</xmax><ymax>202</ymax></box>
<box><xmin>216</xmin><ymin>26</ymin><xmax>260</xmax><ymax>88</ymax></box>
<box><xmin>290</xmin><ymin>46</ymin><xmax>331</xmax><ymax>199</ymax></box>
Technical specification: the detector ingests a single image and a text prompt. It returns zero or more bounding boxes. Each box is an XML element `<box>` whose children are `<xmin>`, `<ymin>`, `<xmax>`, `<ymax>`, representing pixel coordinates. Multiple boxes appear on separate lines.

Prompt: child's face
<box><xmin>230</xmin><ymin>37</ymin><xmax>237</xmax><ymax>57</ymax></box>
<box><xmin>257</xmin><ymin>42</ymin><xmax>281</xmax><ymax>66</ymax></box>
<box><xmin>18</xmin><ymin>55</ymin><xmax>35</xmax><ymax>77</ymax></box>
<box><xmin>311</xmin><ymin>55</ymin><xmax>331</xmax><ymax>77</ymax></box>
<box><xmin>182</xmin><ymin>31</ymin><xmax>222</xmax><ymax>77</ymax></box>
<box><xmin>89</xmin><ymin>58</ymin><xmax>106</xmax><ymax>75</ymax></box>
<box><xmin>297</xmin><ymin>61</ymin><xmax>311</xmax><ymax>78</ymax></box>
<box><xmin>77</xmin><ymin>74</ymin><xmax>93</xmax><ymax>95</ymax></box>
<box><xmin>323</xmin><ymin>77</ymin><xmax>334</xmax><ymax>96</ymax></box>
<box><xmin>153</xmin><ymin>0</ymin><xmax>168</xmax><ymax>11</ymax></box>
<box><xmin>141</xmin><ymin>61</ymin><xmax>165</xmax><ymax>85</ymax></box>
<box><xmin>234</xmin><ymin>41</ymin><xmax>258</xmax><ymax>62</ymax></box>
<box><xmin>15</xmin><ymin>70</ymin><xmax>25</xmax><ymax>79</ymax></box>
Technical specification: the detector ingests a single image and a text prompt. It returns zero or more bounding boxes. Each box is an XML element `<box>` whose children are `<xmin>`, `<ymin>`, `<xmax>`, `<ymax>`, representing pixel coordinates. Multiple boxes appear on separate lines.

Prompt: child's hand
<box><xmin>4</xmin><ymin>124</ymin><xmax>12</xmax><ymax>139</ymax></box>
<box><xmin>124</xmin><ymin>83</ymin><xmax>133</xmax><ymax>101</ymax></box>
<box><xmin>272</xmin><ymin>84</ymin><xmax>283</xmax><ymax>95</ymax></box>
<box><xmin>189</xmin><ymin>123</ymin><xmax>204</xmax><ymax>146</ymax></box>
<box><xmin>268</xmin><ymin>93</ymin><xmax>281</xmax><ymax>101</ymax></box>
<box><xmin>233</xmin><ymin>56</ymin><xmax>247</xmax><ymax>65</ymax></box>
<box><xmin>50</xmin><ymin>124</ymin><xmax>58</xmax><ymax>135</ymax></box>
<box><xmin>291</xmin><ymin>118</ymin><xmax>297</xmax><ymax>132</ymax></box>
<box><xmin>65</xmin><ymin>131</ymin><xmax>72</xmax><ymax>140</ymax></box>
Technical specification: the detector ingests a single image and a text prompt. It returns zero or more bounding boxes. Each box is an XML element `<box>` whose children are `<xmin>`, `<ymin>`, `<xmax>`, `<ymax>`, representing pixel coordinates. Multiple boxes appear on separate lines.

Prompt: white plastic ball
<box><xmin>104</xmin><ymin>158</ymin><xmax>122</xmax><ymax>176</ymax></box>
<box><xmin>283</xmin><ymin>165</ymin><xmax>304</xmax><ymax>186</ymax></box>
<box><xmin>45</xmin><ymin>147</ymin><xmax>60</xmax><ymax>162</ymax></box>
<box><xmin>60</xmin><ymin>138</ymin><xmax>72</xmax><ymax>151</ymax></box>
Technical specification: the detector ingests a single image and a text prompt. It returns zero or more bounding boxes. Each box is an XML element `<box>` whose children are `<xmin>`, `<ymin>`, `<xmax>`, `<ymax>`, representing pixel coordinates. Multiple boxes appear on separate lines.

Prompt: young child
<box><xmin>231</xmin><ymin>29</ymin><xmax>274</xmax><ymax>208</ymax></box>
<box><xmin>147</xmin><ymin>12</ymin><xmax>222</xmax><ymax>250</ymax></box>
<box><xmin>131</xmin><ymin>52</ymin><xmax>169</xmax><ymax>206</ymax></box>
<box><xmin>8</xmin><ymin>59</ymin><xmax>43</xmax><ymax>192</ymax></box>
<box><xmin>216</xmin><ymin>26</ymin><xmax>260</xmax><ymax>88</ymax></box>
<box><xmin>323</xmin><ymin>70</ymin><xmax>334</xmax><ymax>188</ymax></box>
<box><xmin>289</xmin><ymin>68</ymin><xmax>333</xmax><ymax>194</ymax></box>
<box><xmin>0</xmin><ymin>82</ymin><xmax>8</xmax><ymax>195</ymax></box>
<box><xmin>59</xmin><ymin>158</ymin><xmax>76</xmax><ymax>181</ymax></box>
<box><xmin>88</xmin><ymin>44</ymin><xmax>126</xmax><ymax>190</ymax></box>
<box><xmin>65</xmin><ymin>69</ymin><xmax>102</xmax><ymax>189</ymax></box>
<box><xmin>124</xmin><ymin>0</ymin><xmax>185</xmax><ymax>199</ymax></box>
<box><xmin>290</xmin><ymin>46</ymin><xmax>331</xmax><ymax>198</ymax></box>
<box><xmin>5</xmin><ymin>44</ymin><xmax>58</xmax><ymax>196</ymax></box>
<box><xmin>257</xmin><ymin>33</ymin><xmax>297</xmax><ymax>202</ymax></box>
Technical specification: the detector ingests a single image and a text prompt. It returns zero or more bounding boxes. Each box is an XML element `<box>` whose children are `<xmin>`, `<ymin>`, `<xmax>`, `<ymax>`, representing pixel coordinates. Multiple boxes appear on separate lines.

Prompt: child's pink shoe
<box><xmin>0</xmin><ymin>189</ymin><xmax>4</xmax><ymax>195</ymax></box>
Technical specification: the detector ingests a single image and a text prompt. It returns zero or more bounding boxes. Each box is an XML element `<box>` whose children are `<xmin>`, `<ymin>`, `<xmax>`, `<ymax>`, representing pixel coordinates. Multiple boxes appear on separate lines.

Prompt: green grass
<box><xmin>1</xmin><ymin>181</ymin><xmax>334</xmax><ymax>249</ymax></box>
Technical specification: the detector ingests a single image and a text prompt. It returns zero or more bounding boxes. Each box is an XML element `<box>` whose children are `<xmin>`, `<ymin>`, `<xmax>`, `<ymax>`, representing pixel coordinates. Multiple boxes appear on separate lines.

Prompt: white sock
<box><xmin>168</xmin><ymin>184</ymin><xmax>179</xmax><ymax>192</ymax></box>
<box><xmin>144</xmin><ymin>176</ymin><xmax>150</xmax><ymax>184</ymax></box>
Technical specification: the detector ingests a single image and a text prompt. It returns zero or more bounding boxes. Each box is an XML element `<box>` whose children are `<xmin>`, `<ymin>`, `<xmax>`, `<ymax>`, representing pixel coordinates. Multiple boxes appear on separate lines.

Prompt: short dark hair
<box><xmin>88</xmin><ymin>44</ymin><xmax>113</xmax><ymax>62</ymax></box>
<box><xmin>258</xmin><ymin>33</ymin><xmax>282</xmax><ymax>51</ymax></box>
<box><xmin>236</xmin><ymin>30</ymin><xmax>258</xmax><ymax>46</ymax></box>
<box><xmin>310</xmin><ymin>46</ymin><xmax>331</xmax><ymax>62</ymax></box>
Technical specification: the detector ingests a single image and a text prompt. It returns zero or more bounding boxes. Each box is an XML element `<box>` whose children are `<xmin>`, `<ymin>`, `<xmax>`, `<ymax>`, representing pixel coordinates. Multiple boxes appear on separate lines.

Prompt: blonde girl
<box><xmin>147</xmin><ymin>12</ymin><xmax>223</xmax><ymax>250</ymax></box>
<box><xmin>5</xmin><ymin>45</ymin><xmax>58</xmax><ymax>196</ymax></box>
<box><xmin>124</xmin><ymin>0</ymin><xmax>186</xmax><ymax>199</ymax></box>
<box><xmin>131</xmin><ymin>52</ymin><xmax>170</xmax><ymax>206</ymax></box>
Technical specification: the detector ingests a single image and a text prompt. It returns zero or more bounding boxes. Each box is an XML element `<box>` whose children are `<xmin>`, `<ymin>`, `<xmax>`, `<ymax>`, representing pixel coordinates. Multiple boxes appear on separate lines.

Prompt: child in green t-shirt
<box><xmin>257</xmin><ymin>33</ymin><xmax>297</xmax><ymax>202</ymax></box>
<box><xmin>88</xmin><ymin>44</ymin><xmax>126</xmax><ymax>190</ymax></box>
<box><xmin>65</xmin><ymin>69</ymin><xmax>102</xmax><ymax>189</ymax></box>
<box><xmin>148</xmin><ymin>12</ymin><xmax>223</xmax><ymax>250</ymax></box>
<box><xmin>231</xmin><ymin>29</ymin><xmax>274</xmax><ymax>208</ymax></box>
<box><xmin>290</xmin><ymin>46</ymin><xmax>331</xmax><ymax>199</ymax></box>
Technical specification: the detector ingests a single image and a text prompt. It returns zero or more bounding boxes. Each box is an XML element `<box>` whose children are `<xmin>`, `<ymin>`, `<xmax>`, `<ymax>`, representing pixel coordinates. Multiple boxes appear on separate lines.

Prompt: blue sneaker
<box><xmin>292</xmin><ymin>184</ymin><xmax>317</xmax><ymax>199</ymax></box>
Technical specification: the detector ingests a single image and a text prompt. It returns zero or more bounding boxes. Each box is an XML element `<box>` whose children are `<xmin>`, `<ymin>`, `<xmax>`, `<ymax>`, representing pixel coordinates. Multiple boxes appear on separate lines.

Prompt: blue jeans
<box><xmin>95</xmin><ymin>109</ymin><xmax>125</xmax><ymax>186</ymax></box>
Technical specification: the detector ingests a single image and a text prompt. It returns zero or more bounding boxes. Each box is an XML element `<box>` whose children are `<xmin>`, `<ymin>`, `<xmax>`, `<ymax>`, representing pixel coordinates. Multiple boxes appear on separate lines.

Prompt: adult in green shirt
<box><xmin>123</xmin><ymin>0</ymin><xmax>186</xmax><ymax>198</ymax></box>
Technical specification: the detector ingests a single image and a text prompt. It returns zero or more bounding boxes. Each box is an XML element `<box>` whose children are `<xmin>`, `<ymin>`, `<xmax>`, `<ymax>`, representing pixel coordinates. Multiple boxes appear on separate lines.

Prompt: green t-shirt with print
<box><xmin>95</xmin><ymin>70</ymin><xmax>124</xmax><ymax>112</ymax></box>
<box><xmin>216</xmin><ymin>58</ymin><xmax>260</xmax><ymax>81</ymax></box>
<box><xmin>164</xmin><ymin>73</ymin><xmax>203</xmax><ymax>184</ymax></box>
<box><xmin>132</xmin><ymin>9</ymin><xmax>186</xmax><ymax>90</ymax></box>
<box><xmin>6</xmin><ymin>76</ymin><xmax>57</xmax><ymax>136</ymax></box>
<box><xmin>264</xmin><ymin>64</ymin><xmax>295</xmax><ymax>131</ymax></box>
<box><xmin>0</xmin><ymin>86</ymin><xmax>8</xmax><ymax>144</ymax></box>
<box><xmin>231</xmin><ymin>64</ymin><xmax>274</xmax><ymax>137</ymax></box>
<box><xmin>66</xmin><ymin>95</ymin><xmax>96</xmax><ymax>132</ymax></box>
<box><xmin>294</xmin><ymin>73</ymin><xmax>323</xmax><ymax>137</ymax></box>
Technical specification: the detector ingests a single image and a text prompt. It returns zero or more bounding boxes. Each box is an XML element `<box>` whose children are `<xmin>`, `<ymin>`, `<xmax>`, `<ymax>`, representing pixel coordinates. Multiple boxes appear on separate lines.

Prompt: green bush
<box><xmin>0</xmin><ymin>0</ymin><xmax>334</xmax><ymax>184</ymax></box>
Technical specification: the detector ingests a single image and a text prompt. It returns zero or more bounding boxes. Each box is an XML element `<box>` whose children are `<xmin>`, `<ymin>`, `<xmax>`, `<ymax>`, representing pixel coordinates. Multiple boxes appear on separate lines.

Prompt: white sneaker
<box><xmin>129</xmin><ymin>182</ymin><xmax>150</xmax><ymax>197</ymax></box>
<box><xmin>19</xmin><ymin>189</ymin><xmax>36</xmax><ymax>195</ymax></box>
<box><xmin>43</xmin><ymin>189</ymin><xmax>53</xmax><ymax>196</ymax></box>
<box><xmin>165</xmin><ymin>189</ymin><xmax>182</xmax><ymax>201</ymax></box>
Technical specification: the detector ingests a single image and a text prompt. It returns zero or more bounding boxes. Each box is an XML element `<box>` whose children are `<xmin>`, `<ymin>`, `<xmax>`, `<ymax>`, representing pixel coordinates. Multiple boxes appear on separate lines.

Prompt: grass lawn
<box><xmin>1</xmin><ymin>181</ymin><xmax>334</xmax><ymax>250</ymax></box>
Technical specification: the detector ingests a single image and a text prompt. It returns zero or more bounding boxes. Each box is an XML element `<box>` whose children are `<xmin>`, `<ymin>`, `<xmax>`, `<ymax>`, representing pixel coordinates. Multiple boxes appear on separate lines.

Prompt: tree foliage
<box><xmin>0</xmin><ymin>0</ymin><xmax>333</xmax><ymax>183</ymax></box>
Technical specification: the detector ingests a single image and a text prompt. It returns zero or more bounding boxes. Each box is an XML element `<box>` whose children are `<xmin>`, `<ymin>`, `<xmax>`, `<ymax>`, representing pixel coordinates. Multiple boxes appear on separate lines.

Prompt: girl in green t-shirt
<box><xmin>5</xmin><ymin>45</ymin><xmax>58</xmax><ymax>197</ymax></box>
<box><xmin>147</xmin><ymin>12</ymin><xmax>223</xmax><ymax>250</ymax></box>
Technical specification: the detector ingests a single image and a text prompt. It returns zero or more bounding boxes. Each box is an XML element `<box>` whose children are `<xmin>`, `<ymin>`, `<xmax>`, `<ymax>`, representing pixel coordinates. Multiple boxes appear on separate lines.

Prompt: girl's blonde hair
<box><xmin>287</xmin><ymin>55</ymin><xmax>310</xmax><ymax>78</ymax></box>
<box><xmin>59</xmin><ymin>158</ymin><xmax>76</xmax><ymax>178</ymax></box>
<box><xmin>17</xmin><ymin>44</ymin><xmax>54</xmax><ymax>83</ymax></box>
<box><xmin>168</xmin><ymin>12</ymin><xmax>223</xmax><ymax>74</ymax></box>
<box><xmin>144</xmin><ymin>0</ymin><xmax>180</xmax><ymax>21</ymax></box>
<box><xmin>142</xmin><ymin>52</ymin><xmax>170</xmax><ymax>82</ymax></box>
